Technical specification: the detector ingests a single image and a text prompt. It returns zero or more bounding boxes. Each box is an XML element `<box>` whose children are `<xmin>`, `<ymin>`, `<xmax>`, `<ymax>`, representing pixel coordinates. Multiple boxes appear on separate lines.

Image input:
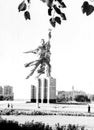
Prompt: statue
<box><xmin>24</xmin><ymin>29</ymin><xmax>52</xmax><ymax>79</ymax></box>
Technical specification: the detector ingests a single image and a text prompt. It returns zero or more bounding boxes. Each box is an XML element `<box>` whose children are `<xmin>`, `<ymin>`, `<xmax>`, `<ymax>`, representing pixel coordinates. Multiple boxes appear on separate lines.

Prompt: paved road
<box><xmin>1</xmin><ymin>115</ymin><xmax>94</xmax><ymax>130</ymax></box>
<box><xmin>0</xmin><ymin>101</ymin><xmax>94</xmax><ymax>113</ymax></box>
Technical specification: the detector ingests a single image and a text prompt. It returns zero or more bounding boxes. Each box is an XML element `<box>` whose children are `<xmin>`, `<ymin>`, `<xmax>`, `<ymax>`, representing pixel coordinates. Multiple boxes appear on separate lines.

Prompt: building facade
<box><xmin>49</xmin><ymin>77</ymin><xmax>56</xmax><ymax>103</ymax></box>
<box><xmin>31</xmin><ymin>85</ymin><xmax>36</xmax><ymax>102</ymax></box>
<box><xmin>0</xmin><ymin>85</ymin><xmax>14</xmax><ymax>100</ymax></box>
<box><xmin>31</xmin><ymin>77</ymin><xmax>56</xmax><ymax>103</ymax></box>
<box><xmin>0</xmin><ymin>86</ymin><xmax>3</xmax><ymax>100</ymax></box>
<box><xmin>57</xmin><ymin>90</ymin><xmax>87</xmax><ymax>102</ymax></box>
<box><xmin>0</xmin><ymin>86</ymin><xmax>3</xmax><ymax>95</ymax></box>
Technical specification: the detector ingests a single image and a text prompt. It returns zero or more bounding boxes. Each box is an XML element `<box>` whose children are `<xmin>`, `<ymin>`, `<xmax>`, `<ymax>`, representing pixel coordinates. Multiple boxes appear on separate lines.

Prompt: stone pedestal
<box><xmin>31</xmin><ymin>76</ymin><xmax>56</xmax><ymax>105</ymax></box>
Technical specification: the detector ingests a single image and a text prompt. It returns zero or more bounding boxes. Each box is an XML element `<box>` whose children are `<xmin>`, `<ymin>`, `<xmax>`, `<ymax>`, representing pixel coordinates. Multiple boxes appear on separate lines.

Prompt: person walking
<box><xmin>11</xmin><ymin>104</ymin><xmax>13</xmax><ymax>109</ymax></box>
<box><xmin>88</xmin><ymin>104</ymin><xmax>91</xmax><ymax>113</ymax></box>
<box><xmin>7</xmin><ymin>103</ymin><xmax>10</xmax><ymax>108</ymax></box>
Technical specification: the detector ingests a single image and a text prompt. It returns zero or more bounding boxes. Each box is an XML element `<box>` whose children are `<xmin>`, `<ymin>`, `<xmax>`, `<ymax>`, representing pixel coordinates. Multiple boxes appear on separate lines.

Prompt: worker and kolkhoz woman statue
<box><xmin>24</xmin><ymin>29</ymin><xmax>52</xmax><ymax>79</ymax></box>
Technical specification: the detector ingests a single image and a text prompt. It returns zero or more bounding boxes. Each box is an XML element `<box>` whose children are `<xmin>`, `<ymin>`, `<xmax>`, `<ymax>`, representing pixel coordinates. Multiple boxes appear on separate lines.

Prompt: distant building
<box><xmin>0</xmin><ymin>86</ymin><xmax>3</xmax><ymax>100</ymax></box>
<box><xmin>31</xmin><ymin>85</ymin><xmax>36</xmax><ymax>102</ymax></box>
<box><xmin>4</xmin><ymin>86</ymin><xmax>12</xmax><ymax>95</ymax></box>
<box><xmin>3</xmin><ymin>85</ymin><xmax>14</xmax><ymax>100</ymax></box>
<box><xmin>31</xmin><ymin>77</ymin><xmax>56</xmax><ymax>103</ymax></box>
<box><xmin>38</xmin><ymin>78</ymin><xmax>42</xmax><ymax>102</ymax></box>
<box><xmin>0</xmin><ymin>85</ymin><xmax>14</xmax><ymax>101</ymax></box>
<box><xmin>57</xmin><ymin>90</ymin><xmax>87</xmax><ymax>102</ymax></box>
<box><xmin>49</xmin><ymin>77</ymin><xmax>56</xmax><ymax>103</ymax></box>
<box><xmin>0</xmin><ymin>86</ymin><xmax>3</xmax><ymax>95</ymax></box>
<box><xmin>58</xmin><ymin>90</ymin><xmax>86</xmax><ymax>96</ymax></box>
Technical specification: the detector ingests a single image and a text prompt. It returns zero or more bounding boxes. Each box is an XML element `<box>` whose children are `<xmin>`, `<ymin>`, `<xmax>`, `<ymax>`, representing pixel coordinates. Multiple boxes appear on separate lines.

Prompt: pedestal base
<box><xmin>30</xmin><ymin>99</ymin><xmax>56</xmax><ymax>103</ymax></box>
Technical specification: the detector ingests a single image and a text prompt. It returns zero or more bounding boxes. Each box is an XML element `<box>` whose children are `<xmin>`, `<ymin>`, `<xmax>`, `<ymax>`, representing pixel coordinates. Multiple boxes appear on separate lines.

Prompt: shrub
<box><xmin>55</xmin><ymin>123</ymin><xmax>85</xmax><ymax>130</ymax></box>
<box><xmin>0</xmin><ymin>96</ymin><xmax>4</xmax><ymax>100</ymax></box>
<box><xmin>0</xmin><ymin>109</ymin><xmax>55</xmax><ymax>116</ymax></box>
<box><xmin>0</xmin><ymin>119</ymin><xmax>86</xmax><ymax>130</ymax></box>
<box><xmin>0</xmin><ymin>119</ymin><xmax>52</xmax><ymax>130</ymax></box>
<box><xmin>0</xmin><ymin>120</ymin><xmax>20</xmax><ymax>129</ymax></box>
<box><xmin>75</xmin><ymin>95</ymin><xmax>90</xmax><ymax>102</ymax></box>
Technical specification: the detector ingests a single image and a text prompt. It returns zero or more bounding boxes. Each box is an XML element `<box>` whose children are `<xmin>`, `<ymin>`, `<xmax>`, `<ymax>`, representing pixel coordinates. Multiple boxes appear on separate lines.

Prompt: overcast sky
<box><xmin>0</xmin><ymin>0</ymin><xmax>94</xmax><ymax>99</ymax></box>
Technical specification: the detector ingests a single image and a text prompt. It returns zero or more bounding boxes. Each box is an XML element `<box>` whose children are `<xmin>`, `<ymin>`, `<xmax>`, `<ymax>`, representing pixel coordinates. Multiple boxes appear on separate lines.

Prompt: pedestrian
<box><xmin>8</xmin><ymin>103</ymin><xmax>10</xmax><ymax>108</ymax></box>
<box><xmin>11</xmin><ymin>104</ymin><xmax>13</xmax><ymax>109</ymax></box>
<box><xmin>88</xmin><ymin>104</ymin><xmax>90</xmax><ymax>113</ymax></box>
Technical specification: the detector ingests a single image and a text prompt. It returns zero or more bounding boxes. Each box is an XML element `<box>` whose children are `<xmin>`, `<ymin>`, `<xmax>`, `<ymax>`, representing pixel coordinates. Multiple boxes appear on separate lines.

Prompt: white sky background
<box><xmin>0</xmin><ymin>0</ymin><xmax>94</xmax><ymax>99</ymax></box>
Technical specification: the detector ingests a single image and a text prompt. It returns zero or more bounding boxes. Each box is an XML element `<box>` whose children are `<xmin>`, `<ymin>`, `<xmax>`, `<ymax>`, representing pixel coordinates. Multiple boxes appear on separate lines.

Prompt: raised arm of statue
<box><xmin>24</xmin><ymin>47</ymin><xmax>40</xmax><ymax>54</ymax></box>
<box><xmin>24</xmin><ymin>39</ymin><xmax>46</xmax><ymax>55</ymax></box>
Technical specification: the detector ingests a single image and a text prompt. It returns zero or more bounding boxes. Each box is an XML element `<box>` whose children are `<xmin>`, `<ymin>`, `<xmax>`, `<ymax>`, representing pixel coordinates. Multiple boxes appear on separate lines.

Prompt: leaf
<box><xmin>27</xmin><ymin>0</ymin><xmax>31</xmax><ymax>3</ymax></box>
<box><xmin>53</xmin><ymin>5</ymin><xmax>61</xmax><ymax>14</ymax></box>
<box><xmin>48</xmin><ymin>7</ymin><xmax>53</xmax><ymax>16</ymax></box>
<box><xmin>81</xmin><ymin>1</ymin><xmax>89</xmax><ymax>14</ymax></box>
<box><xmin>40</xmin><ymin>0</ymin><xmax>46</xmax><ymax>3</ymax></box>
<box><xmin>24</xmin><ymin>11</ymin><xmax>31</xmax><ymax>20</ymax></box>
<box><xmin>81</xmin><ymin>1</ymin><xmax>94</xmax><ymax>16</ymax></box>
<box><xmin>56</xmin><ymin>0</ymin><xmax>66</xmax><ymax>8</ymax></box>
<box><xmin>55</xmin><ymin>16</ymin><xmax>61</xmax><ymax>24</ymax></box>
<box><xmin>86</xmin><ymin>5</ymin><xmax>94</xmax><ymax>16</ymax></box>
<box><xmin>18</xmin><ymin>1</ymin><xmax>27</xmax><ymax>12</ymax></box>
<box><xmin>60</xmin><ymin>13</ymin><xmax>67</xmax><ymax>20</ymax></box>
<box><xmin>49</xmin><ymin>18</ymin><xmax>56</xmax><ymax>27</ymax></box>
<box><xmin>56</xmin><ymin>0</ymin><xmax>62</xmax><ymax>3</ymax></box>
<box><xmin>47</xmin><ymin>0</ymin><xmax>53</xmax><ymax>7</ymax></box>
<box><xmin>60</xmin><ymin>2</ymin><xmax>66</xmax><ymax>8</ymax></box>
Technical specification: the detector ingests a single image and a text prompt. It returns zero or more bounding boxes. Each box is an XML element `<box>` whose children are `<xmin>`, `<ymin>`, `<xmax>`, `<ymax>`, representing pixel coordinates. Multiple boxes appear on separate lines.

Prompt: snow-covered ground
<box><xmin>2</xmin><ymin>115</ymin><xmax>94</xmax><ymax>129</ymax></box>
<box><xmin>0</xmin><ymin>100</ymin><xmax>94</xmax><ymax>113</ymax></box>
<box><xmin>1</xmin><ymin>100</ymin><xmax>94</xmax><ymax>129</ymax></box>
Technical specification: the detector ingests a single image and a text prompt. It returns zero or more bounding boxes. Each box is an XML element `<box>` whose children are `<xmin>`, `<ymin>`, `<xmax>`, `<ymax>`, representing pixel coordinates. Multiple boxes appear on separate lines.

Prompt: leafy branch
<box><xmin>81</xmin><ymin>1</ymin><xmax>94</xmax><ymax>16</ymax></box>
<box><xmin>18</xmin><ymin>0</ymin><xmax>31</xmax><ymax>20</ymax></box>
<box><xmin>18</xmin><ymin>0</ymin><xmax>94</xmax><ymax>27</ymax></box>
<box><xmin>18</xmin><ymin>0</ymin><xmax>67</xmax><ymax>27</ymax></box>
